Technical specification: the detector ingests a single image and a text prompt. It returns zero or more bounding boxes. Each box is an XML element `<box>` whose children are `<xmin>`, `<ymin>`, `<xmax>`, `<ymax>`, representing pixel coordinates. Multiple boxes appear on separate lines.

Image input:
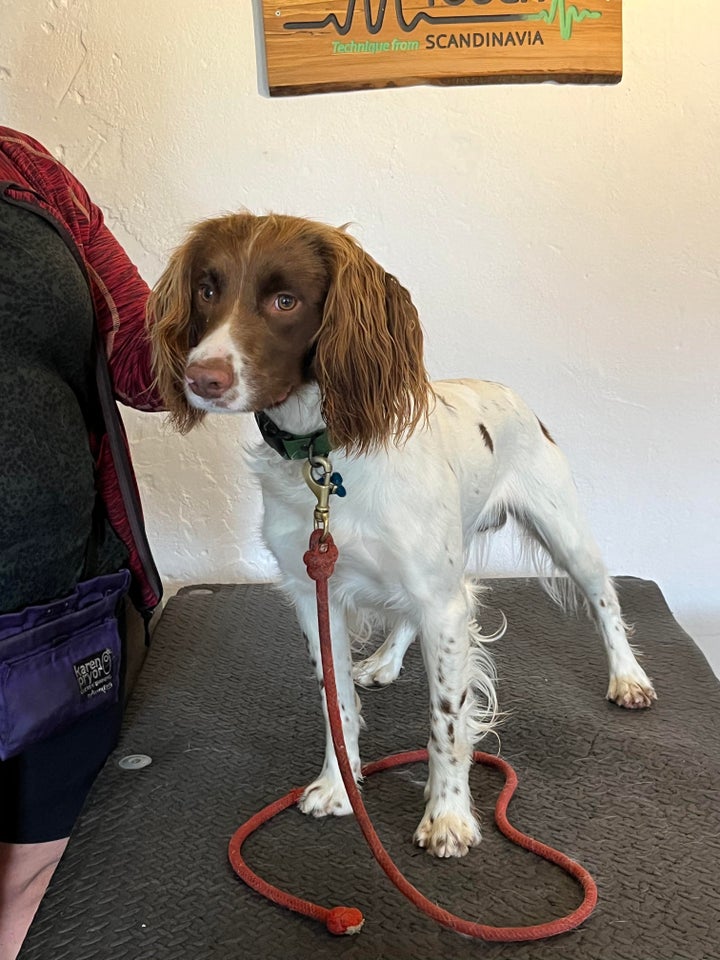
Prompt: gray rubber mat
<box><xmin>20</xmin><ymin>578</ymin><xmax>719</xmax><ymax>960</ymax></box>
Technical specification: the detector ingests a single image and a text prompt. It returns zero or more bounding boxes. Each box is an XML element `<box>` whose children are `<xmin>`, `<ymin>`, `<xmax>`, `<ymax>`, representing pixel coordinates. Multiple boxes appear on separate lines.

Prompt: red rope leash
<box><xmin>228</xmin><ymin>529</ymin><xmax>598</xmax><ymax>939</ymax></box>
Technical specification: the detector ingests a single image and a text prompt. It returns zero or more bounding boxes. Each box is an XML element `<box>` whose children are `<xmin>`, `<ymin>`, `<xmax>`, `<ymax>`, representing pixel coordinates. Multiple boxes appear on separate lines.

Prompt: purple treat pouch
<box><xmin>0</xmin><ymin>570</ymin><xmax>130</xmax><ymax>761</ymax></box>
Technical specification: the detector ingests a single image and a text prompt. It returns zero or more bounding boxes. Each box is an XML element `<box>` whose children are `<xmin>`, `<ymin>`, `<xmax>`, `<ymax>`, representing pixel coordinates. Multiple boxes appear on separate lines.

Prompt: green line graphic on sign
<box><xmin>286</xmin><ymin>1</ymin><xmax>604</xmax><ymax>43</ymax></box>
<box><xmin>525</xmin><ymin>0</ymin><xmax>602</xmax><ymax>41</ymax></box>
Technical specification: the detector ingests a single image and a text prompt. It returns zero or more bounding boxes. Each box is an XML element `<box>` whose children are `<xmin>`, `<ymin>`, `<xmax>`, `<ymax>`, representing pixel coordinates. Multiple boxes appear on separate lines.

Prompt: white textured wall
<box><xmin>1</xmin><ymin>1</ymin><xmax>718</xmax><ymax>674</ymax></box>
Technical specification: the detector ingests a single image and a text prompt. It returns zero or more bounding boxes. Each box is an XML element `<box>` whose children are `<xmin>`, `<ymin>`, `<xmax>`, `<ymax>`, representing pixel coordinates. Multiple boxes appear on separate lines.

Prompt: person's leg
<box><xmin>0</xmin><ymin>698</ymin><xmax>124</xmax><ymax>958</ymax></box>
<box><xmin>0</xmin><ymin>838</ymin><xmax>68</xmax><ymax>960</ymax></box>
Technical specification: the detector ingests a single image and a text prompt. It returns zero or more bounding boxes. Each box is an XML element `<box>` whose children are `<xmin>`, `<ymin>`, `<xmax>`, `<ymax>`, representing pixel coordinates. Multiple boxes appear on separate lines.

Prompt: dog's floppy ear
<box><xmin>147</xmin><ymin>237</ymin><xmax>205</xmax><ymax>433</ymax></box>
<box><xmin>314</xmin><ymin>228</ymin><xmax>430</xmax><ymax>454</ymax></box>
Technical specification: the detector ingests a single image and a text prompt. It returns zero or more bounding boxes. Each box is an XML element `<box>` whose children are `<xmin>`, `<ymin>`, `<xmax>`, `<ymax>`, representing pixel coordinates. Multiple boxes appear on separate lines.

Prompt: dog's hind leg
<box><xmin>510</xmin><ymin>443</ymin><xmax>657</xmax><ymax>709</ymax></box>
<box><xmin>352</xmin><ymin>619</ymin><xmax>416</xmax><ymax>687</ymax></box>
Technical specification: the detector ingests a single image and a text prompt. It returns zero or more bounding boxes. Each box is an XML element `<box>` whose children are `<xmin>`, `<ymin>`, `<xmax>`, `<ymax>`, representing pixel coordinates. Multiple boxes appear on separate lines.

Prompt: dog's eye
<box><xmin>199</xmin><ymin>283</ymin><xmax>216</xmax><ymax>303</ymax></box>
<box><xmin>274</xmin><ymin>293</ymin><xmax>297</xmax><ymax>312</ymax></box>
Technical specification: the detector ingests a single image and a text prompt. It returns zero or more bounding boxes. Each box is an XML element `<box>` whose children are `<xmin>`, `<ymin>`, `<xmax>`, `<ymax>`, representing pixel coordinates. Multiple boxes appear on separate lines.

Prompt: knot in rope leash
<box><xmin>229</xmin><ymin>483</ymin><xmax>598</xmax><ymax>940</ymax></box>
<box><xmin>302</xmin><ymin>528</ymin><xmax>338</xmax><ymax>582</ymax></box>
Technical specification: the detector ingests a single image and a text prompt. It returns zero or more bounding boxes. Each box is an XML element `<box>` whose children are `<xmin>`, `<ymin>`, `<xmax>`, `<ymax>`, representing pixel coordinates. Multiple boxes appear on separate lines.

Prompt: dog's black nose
<box><xmin>185</xmin><ymin>359</ymin><xmax>234</xmax><ymax>399</ymax></box>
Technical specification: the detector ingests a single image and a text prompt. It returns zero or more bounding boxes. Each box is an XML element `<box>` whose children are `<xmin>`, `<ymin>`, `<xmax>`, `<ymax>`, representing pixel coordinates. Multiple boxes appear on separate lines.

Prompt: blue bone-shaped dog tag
<box><xmin>330</xmin><ymin>473</ymin><xmax>347</xmax><ymax>497</ymax></box>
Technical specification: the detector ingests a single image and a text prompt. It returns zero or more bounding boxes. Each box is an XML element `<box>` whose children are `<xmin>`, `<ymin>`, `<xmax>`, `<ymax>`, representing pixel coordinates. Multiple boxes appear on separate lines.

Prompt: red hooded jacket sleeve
<box><xmin>0</xmin><ymin>126</ymin><xmax>162</xmax><ymax>410</ymax></box>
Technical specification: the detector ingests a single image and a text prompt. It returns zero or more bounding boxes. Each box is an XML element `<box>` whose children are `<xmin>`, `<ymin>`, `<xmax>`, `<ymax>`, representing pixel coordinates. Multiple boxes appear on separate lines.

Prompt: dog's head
<box><xmin>148</xmin><ymin>212</ymin><xmax>430</xmax><ymax>453</ymax></box>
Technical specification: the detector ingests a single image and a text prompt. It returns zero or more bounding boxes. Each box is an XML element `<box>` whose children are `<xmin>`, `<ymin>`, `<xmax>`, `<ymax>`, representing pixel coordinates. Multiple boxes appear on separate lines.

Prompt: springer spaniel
<box><xmin>149</xmin><ymin>213</ymin><xmax>656</xmax><ymax>858</ymax></box>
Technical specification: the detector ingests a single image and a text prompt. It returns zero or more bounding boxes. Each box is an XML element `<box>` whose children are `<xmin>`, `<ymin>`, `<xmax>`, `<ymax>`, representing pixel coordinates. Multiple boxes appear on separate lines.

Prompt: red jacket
<box><xmin>0</xmin><ymin>127</ymin><xmax>162</xmax><ymax>613</ymax></box>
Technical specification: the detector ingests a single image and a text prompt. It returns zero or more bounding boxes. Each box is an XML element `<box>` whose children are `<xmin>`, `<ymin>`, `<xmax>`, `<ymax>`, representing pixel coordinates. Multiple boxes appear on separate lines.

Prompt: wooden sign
<box><xmin>261</xmin><ymin>0</ymin><xmax>622</xmax><ymax>96</ymax></box>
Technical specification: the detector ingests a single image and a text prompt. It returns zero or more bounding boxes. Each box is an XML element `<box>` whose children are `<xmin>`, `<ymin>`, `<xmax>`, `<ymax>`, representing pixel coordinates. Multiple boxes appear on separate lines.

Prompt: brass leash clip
<box><xmin>302</xmin><ymin>456</ymin><xmax>346</xmax><ymax>539</ymax></box>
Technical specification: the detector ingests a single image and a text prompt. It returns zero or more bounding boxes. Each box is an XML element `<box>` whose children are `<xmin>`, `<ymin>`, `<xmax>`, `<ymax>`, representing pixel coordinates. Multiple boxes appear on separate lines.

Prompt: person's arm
<box><xmin>73</xmin><ymin>180</ymin><xmax>163</xmax><ymax>412</ymax></box>
<box><xmin>0</xmin><ymin>128</ymin><xmax>163</xmax><ymax>411</ymax></box>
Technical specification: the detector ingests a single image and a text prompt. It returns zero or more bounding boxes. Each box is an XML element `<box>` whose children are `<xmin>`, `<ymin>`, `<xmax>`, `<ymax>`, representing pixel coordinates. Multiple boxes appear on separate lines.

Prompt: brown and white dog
<box><xmin>149</xmin><ymin>212</ymin><xmax>656</xmax><ymax>858</ymax></box>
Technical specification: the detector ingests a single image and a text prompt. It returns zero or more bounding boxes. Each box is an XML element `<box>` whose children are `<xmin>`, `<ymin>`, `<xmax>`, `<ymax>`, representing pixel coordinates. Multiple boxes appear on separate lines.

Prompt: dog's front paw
<box><xmin>413</xmin><ymin>811</ymin><xmax>481</xmax><ymax>858</ymax></box>
<box><xmin>607</xmin><ymin>673</ymin><xmax>657</xmax><ymax>709</ymax></box>
<box><xmin>299</xmin><ymin>775</ymin><xmax>354</xmax><ymax>818</ymax></box>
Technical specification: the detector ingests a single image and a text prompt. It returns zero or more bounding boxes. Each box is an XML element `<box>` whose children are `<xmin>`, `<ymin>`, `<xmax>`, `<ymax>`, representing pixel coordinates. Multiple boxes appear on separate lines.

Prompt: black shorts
<box><xmin>0</xmin><ymin>698</ymin><xmax>124</xmax><ymax>844</ymax></box>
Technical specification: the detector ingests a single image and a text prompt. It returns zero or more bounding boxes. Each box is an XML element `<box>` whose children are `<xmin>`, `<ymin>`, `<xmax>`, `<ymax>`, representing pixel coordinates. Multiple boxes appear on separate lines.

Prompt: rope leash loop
<box><xmin>227</xmin><ymin>785</ymin><xmax>364</xmax><ymax>936</ymax></box>
<box><xmin>228</xmin><ymin>528</ymin><xmax>598</xmax><ymax>940</ymax></box>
